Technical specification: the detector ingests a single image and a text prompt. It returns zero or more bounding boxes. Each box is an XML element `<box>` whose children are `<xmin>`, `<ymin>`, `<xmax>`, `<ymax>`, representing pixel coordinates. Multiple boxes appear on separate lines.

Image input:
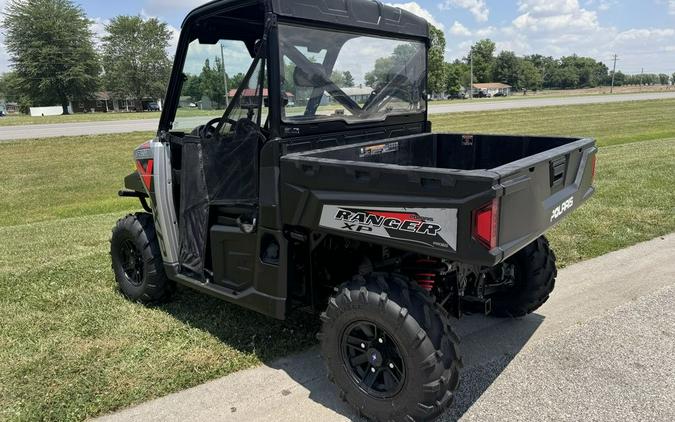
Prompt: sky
<box><xmin>1</xmin><ymin>0</ymin><xmax>674</xmax><ymax>75</ymax></box>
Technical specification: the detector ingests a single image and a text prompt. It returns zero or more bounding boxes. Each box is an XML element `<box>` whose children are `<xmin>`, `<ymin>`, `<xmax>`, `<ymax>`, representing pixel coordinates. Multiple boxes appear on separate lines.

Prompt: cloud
<box><xmin>475</xmin><ymin>26</ymin><xmax>497</xmax><ymax>37</ymax></box>
<box><xmin>669</xmin><ymin>0</ymin><xmax>675</xmax><ymax>15</ymax></box>
<box><xmin>596</xmin><ymin>0</ymin><xmax>616</xmax><ymax>11</ymax></box>
<box><xmin>439</xmin><ymin>0</ymin><xmax>489</xmax><ymax>22</ymax></box>
<box><xmin>143</xmin><ymin>0</ymin><xmax>209</xmax><ymax>15</ymax></box>
<box><xmin>449</xmin><ymin>21</ymin><xmax>471</xmax><ymax>36</ymax></box>
<box><xmin>513</xmin><ymin>0</ymin><xmax>600</xmax><ymax>32</ymax></box>
<box><xmin>387</xmin><ymin>2</ymin><xmax>444</xmax><ymax>30</ymax></box>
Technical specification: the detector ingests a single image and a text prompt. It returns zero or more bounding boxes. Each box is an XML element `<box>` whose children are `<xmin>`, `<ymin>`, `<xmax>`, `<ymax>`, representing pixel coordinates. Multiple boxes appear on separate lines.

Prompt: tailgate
<box><xmin>494</xmin><ymin>138</ymin><xmax>597</xmax><ymax>260</ymax></box>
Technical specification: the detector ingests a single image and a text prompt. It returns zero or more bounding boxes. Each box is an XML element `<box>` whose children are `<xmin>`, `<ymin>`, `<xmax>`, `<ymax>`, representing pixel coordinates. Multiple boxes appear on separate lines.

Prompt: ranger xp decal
<box><xmin>319</xmin><ymin>206</ymin><xmax>458</xmax><ymax>251</ymax></box>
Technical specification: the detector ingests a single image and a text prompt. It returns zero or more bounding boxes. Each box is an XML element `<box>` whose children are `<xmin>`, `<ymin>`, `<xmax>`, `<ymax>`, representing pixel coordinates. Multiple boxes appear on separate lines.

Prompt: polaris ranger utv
<box><xmin>111</xmin><ymin>1</ymin><xmax>597</xmax><ymax>420</ymax></box>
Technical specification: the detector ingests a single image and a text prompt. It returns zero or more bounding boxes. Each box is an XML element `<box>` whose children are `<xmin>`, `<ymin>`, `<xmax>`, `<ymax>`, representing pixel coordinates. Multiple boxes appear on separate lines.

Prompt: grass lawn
<box><xmin>1</xmin><ymin>101</ymin><xmax>674</xmax><ymax>421</ymax></box>
<box><xmin>430</xmin><ymin>98</ymin><xmax>675</xmax><ymax>147</ymax></box>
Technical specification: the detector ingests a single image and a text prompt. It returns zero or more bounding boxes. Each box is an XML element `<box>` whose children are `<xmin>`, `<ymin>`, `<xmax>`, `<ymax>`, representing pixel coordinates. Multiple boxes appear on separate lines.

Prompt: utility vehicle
<box><xmin>111</xmin><ymin>1</ymin><xmax>597</xmax><ymax>420</ymax></box>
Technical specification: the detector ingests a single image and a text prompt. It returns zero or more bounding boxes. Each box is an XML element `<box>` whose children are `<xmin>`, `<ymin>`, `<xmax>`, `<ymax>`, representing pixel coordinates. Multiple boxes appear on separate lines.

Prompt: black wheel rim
<box><xmin>120</xmin><ymin>239</ymin><xmax>144</xmax><ymax>286</ymax></box>
<box><xmin>341</xmin><ymin>321</ymin><xmax>406</xmax><ymax>399</ymax></box>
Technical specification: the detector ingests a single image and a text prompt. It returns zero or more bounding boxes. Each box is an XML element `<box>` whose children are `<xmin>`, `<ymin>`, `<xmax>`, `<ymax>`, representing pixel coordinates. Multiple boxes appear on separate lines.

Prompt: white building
<box><xmin>472</xmin><ymin>83</ymin><xmax>512</xmax><ymax>96</ymax></box>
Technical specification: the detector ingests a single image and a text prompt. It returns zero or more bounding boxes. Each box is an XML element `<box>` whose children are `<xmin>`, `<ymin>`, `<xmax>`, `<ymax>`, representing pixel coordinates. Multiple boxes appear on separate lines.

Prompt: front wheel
<box><xmin>319</xmin><ymin>273</ymin><xmax>461</xmax><ymax>421</ymax></box>
<box><xmin>110</xmin><ymin>213</ymin><xmax>173</xmax><ymax>304</ymax></box>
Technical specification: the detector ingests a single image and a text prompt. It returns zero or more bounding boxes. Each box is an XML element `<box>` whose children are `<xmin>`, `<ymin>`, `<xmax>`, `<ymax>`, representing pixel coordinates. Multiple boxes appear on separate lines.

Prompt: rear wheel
<box><xmin>319</xmin><ymin>273</ymin><xmax>461</xmax><ymax>421</ymax></box>
<box><xmin>110</xmin><ymin>213</ymin><xmax>173</xmax><ymax>304</ymax></box>
<box><xmin>490</xmin><ymin>236</ymin><xmax>557</xmax><ymax>317</ymax></box>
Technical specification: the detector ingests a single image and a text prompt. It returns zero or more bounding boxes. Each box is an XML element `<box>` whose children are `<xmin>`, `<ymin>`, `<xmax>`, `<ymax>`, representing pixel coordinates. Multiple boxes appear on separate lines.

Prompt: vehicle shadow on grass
<box><xmin>159</xmin><ymin>286</ymin><xmax>321</xmax><ymax>362</ymax></box>
<box><xmin>161</xmin><ymin>286</ymin><xmax>543</xmax><ymax>421</ymax></box>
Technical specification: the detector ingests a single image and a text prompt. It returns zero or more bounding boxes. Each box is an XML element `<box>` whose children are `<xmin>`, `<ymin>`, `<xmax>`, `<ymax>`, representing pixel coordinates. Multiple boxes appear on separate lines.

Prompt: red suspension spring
<box><xmin>415</xmin><ymin>258</ymin><xmax>439</xmax><ymax>291</ymax></box>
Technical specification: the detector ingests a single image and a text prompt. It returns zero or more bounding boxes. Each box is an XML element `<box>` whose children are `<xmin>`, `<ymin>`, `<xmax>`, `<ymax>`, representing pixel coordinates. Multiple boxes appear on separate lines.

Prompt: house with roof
<box><xmin>0</xmin><ymin>99</ymin><xmax>19</xmax><ymax>114</ymax></box>
<box><xmin>472</xmin><ymin>83</ymin><xmax>512</xmax><ymax>96</ymax></box>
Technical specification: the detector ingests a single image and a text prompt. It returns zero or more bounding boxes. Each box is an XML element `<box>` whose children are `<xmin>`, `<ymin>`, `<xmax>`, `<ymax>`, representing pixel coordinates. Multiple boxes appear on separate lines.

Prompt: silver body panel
<box><xmin>151</xmin><ymin>140</ymin><xmax>180</xmax><ymax>264</ymax></box>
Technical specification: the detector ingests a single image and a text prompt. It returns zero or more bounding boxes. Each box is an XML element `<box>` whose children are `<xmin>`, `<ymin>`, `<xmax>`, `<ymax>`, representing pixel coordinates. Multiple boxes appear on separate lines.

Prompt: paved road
<box><xmin>2</xmin><ymin>91</ymin><xmax>675</xmax><ymax>141</ymax></box>
<box><xmin>429</xmin><ymin>90</ymin><xmax>675</xmax><ymax>114</ymax></box>
<box><xmin>98</xmin><ymin>234</ymin><xmax>675</xmax><ymax>422</ymax></box>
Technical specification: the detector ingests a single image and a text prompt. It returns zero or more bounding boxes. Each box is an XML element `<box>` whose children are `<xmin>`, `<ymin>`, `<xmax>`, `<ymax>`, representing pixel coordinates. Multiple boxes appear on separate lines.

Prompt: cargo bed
<box><xmin>281</xmin><ymin>133</ymin><xmax>597</xmax><ymax>266</ymax></box>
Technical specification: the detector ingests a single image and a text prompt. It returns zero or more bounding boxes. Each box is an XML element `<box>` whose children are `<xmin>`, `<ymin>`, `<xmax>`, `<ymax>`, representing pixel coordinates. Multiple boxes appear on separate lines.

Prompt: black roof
<box><xmin>182</xmin><ymin>0</ymin><xmax>429</xmax><ymax>39</ymax></box>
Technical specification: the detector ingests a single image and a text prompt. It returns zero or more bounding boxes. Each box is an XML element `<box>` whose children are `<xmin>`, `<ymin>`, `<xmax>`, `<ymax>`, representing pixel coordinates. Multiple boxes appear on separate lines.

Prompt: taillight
<box><xmin>473</xmin><ymin>199</ymin><xmax>499</xmax><ymax>249</ymax></box>
<box><xmin>591</xmin><ymin>154</ymin><xmax>597</xmax><ymax>182</ymax></box>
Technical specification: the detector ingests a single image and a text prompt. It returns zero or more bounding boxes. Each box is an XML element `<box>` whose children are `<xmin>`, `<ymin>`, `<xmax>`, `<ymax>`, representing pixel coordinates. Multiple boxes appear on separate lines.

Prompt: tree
<box><xmin>229</xmin><ymin>73</ymin><xmax>246</xmax><ymax>92</ymax></box>
<box><xmin>330</xmin><ymin>70</ymin><xmax>355</xmax><ymax>88</ymax></box>
<box><xmin>493</xmin><ymin>51</ymin><xmax>520</xmax><ymax>88</ymax></box>
<box><xmin>550</xmin><ymin>65</ymin><xmax>580</xmax><ymax>89</ymax></box>
<box><xmin>330</xmin><ymin>70</ymin><xmax>347</xmax><ymax>88</ymax></box>
<box><xmin>183</xmin><ymin>65</ymin><xmax>245</xmax><ymax>107</ymax></box>
<box><xmin>518</xmin><ymin>60</ymin><xmax>543</xmax><ymax>90</ymax></box>
<box><xmin>0</xmin><ymin>72</ymin><xmax>20</xmax><ymax>102</ymax></box>
<box><xmin>183</xmin><ymin>75</ymin><xmax>202</xmax><ymax>102</ymax></box>
<box><xmin>365</xmin><ymin>44</ymin><xmax>418</xmax><ymax>88</ymax></box>
<box><xmin>343</xmin><ymin>71</ymin><xmax>355</xmax><ymax>87</ymax></box>
<box><xmin>524</xmin><ymin>54</ymin><xmax>556</xmax><ymax>88</ymax></box>
<box><xmin>672</xmin><ymin>73</ymin><xmax>675</xmax><ymax>85</ymax></box>
<box><xmin>102</xmin><ymin>15</ymin><xmax>172</xmax><ymax>111</ymax></box>
<box><xmin>559</xmin><ymin>55</ymin><xmax>608</xmax><ymax>88</ymax></box>
<box><xmin>658</xmin><ymin>73</ymin><xmax>670</xmax><ymax>85</ymax></box>
<box><xmin>427</xmin><ymin>26</ymin><xmax>446</xmax><ymax>95</ymax></box>
<box><xmin>612</xmin><ymin>70</ymin><xmax>626</xmax><ymax>86</ymax></box>
<box><xmin>2</xmin><ymin>0</ymin><xmax>100</xmax><ymax>114</ymax></box>
<box><xmin>444</xmin><ymin>61</ymin><xmax>470</xmax><ymax>94</ymax></box>
<box><xmin>466</xmin><ymin>39</ymin><xmax>496</xmax><ymax>83</ymax></box>
<box><xmin>197</xmin><ymin>57</ymin><xmax>228</xmax><ymax>109</ymax></box>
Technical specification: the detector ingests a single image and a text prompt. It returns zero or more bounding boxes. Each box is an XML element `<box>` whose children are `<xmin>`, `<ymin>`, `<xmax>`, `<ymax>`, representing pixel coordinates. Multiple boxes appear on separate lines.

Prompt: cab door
<box><xmin>171</xmin><ymin>36</ymin><xmax>267</xmax><ymax>292</ymax></box>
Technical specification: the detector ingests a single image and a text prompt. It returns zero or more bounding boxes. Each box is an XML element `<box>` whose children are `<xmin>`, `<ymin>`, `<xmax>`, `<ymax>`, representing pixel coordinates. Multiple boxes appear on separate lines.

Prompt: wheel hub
<box><xmin>120</xmin><ymin>239</ymin><xmax>144</xmax><ymax>287</ymax></box>
<box><xmin>367</xmin><ymin>348</ymin><xmax>383</xmax><ymax>367</ymax></box>
<box><xmin>341</xmin><ymin>321</ymin><xmax>405</xmax><ymax>399</ymax></box>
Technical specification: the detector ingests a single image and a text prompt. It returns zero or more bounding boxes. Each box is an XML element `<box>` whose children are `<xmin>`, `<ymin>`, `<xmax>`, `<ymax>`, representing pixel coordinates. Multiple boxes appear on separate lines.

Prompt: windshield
<box><xmin>172</xmin><ymin>39</ymin><xmax>259</xmax><ymax>132</ymax></box>
<box><xmin>278</xmin><ymin>24</ymin><xmax>426</xmax><ymax>124</ymax></box>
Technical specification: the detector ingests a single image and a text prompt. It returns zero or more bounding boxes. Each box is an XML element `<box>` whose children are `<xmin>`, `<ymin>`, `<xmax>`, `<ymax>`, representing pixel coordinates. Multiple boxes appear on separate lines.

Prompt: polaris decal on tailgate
<box><xmin>319</xmin><ymin>206</ymin><xmax>458</xmax><ymax>251</ymax></box>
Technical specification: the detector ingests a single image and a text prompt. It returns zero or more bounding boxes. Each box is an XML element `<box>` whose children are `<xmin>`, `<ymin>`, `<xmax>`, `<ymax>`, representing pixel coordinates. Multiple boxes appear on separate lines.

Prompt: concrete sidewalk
<box><xmin>97</xmin><ymin>234</ymin><xmax>675</xmax><ymax>422</ymax></box>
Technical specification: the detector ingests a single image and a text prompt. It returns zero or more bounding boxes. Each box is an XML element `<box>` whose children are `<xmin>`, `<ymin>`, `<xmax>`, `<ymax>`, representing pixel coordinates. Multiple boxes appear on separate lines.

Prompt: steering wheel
<box><xmin>199</xmin><ymin>117</ymin><xmax>238</xmax><ymax>138</ymax></box>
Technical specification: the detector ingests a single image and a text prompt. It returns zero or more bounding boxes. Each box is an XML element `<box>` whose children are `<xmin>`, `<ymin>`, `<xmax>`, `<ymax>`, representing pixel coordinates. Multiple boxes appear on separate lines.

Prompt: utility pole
<box><xmin>610</xmin><ymin>54</ymin><xmax>618</xmax><ymax>94</ymax></box>
<box><xmin>639</xmin><ymin>67</ymin><xmax>644</xmax><ymax>91</ymax></box>
<box><xmin>221</xmin><ymin>43</ymin><xmax>229</xmax><ymax>108</ymax></box>
<box><xmin>470</xmin><ymin>50</ymin><xmax>474</xmax><ymax>99</ymax></box>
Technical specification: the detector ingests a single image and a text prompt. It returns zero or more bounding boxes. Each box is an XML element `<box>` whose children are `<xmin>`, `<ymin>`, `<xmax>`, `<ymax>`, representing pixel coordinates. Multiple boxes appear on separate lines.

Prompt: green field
<box><xmin>1</xmin><ymin>100</ymin><xmax>674</xmax><ymax>421</ymax></box>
